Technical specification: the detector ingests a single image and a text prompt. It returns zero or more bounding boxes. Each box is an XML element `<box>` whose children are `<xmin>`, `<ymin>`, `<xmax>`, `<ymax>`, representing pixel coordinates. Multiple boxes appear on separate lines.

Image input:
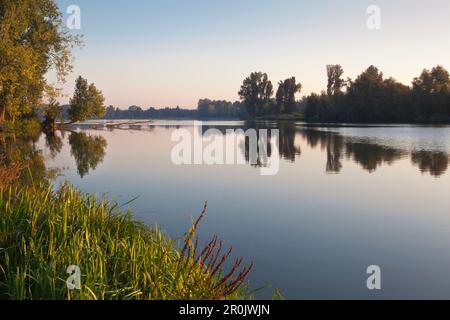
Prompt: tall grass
<box><xmin>0</xmin><ymin>184</ymin><xmax>252</xmax><ymax>300</ymax></box>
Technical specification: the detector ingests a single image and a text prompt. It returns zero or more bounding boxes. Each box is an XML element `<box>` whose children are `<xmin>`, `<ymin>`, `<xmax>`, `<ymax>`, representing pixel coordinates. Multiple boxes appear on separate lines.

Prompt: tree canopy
<box><xmin>0</xmin><ymin>0</ymin><xmax>80</xmax><ymax>122</ymax></box>
<box><xmin>238</xmin><ymin>72</ymin><xmax>273</xmax><ymax>117</ymax></box>
<box><xmin>326</xmin><ymin>65</ymin><xmax>345</xmax><ymax>96</ymax></box>
<box><xmin>68</xmin><ymin>76</ymin><xmax>106</xmax><ymax>123</ymax></box>
<box><xmin>304</xmin><ymin>64</ymin><xmax>450</xmax><ymax>123</ymax></box>
<box><xmin>275</xmin><ymin>77</ymin><xmax>302</xmax><ymax>114</ymax></box>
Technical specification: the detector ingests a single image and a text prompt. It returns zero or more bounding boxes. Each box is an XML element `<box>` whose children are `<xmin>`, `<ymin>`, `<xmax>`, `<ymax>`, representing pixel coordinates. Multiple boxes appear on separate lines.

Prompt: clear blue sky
<box><xmin>54</xmin><ymin>0</ymin><xmax>450</xmax><ymax>109</ymax></box>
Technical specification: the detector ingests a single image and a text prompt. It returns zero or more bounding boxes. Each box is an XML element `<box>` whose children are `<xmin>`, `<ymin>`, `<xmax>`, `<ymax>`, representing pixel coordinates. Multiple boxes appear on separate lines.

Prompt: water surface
<box><xmin>38</xmin><ymin>121</ymin><xmax>450</xmax><ymax>299</ymax></box>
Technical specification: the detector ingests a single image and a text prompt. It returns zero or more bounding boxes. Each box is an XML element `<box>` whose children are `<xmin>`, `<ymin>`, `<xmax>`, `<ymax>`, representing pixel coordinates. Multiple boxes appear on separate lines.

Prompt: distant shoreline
<box><xmin>94</xmin><ymin>116</ymin><xmax>450</xmax><ymax>125</ymax></box>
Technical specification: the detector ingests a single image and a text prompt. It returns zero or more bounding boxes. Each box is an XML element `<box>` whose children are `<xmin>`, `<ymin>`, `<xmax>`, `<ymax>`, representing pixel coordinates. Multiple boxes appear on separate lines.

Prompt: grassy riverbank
<box><xmin>0</xmin><ymin>184</ymin><xmax>252</xmax><ymax>300</ymax></box>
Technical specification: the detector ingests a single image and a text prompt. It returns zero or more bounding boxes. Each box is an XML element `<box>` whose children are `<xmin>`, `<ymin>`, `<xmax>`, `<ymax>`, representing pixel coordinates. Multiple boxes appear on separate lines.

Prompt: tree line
<box><xmin>304</xmin><ymin>64</ymin><xmax>450</xmax><ymax>123</ymax></box>
<box><xmin>105</xmin><ymin>65</ymin><xmax>450</xmax><ymax>123</ymax></box>
<box><xmin>103</xmin><ymin>100</ymin><xmax>248</xmax><ymax>120</ymax></box>
<box><xmin>2</xmin><ymin>1</ymin><xmax>450</xmax><ymax>126</ymax></box>
<box><xmin>237</xmin><ymin>65</ymin><xmax>450</xmax><ymax>123</ymax></box>
<box><xmin>104</xmin><ymin>75</ymin><xmax>303</xmax><ymax>120</ymax></box>
<box><xmin>104</xmin><ymin>105</ymin><xmax>196</xmax><ymax>120</ymax></box>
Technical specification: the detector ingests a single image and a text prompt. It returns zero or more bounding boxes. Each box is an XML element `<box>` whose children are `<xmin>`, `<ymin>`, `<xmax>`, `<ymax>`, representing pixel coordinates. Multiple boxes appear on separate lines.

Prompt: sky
<box><xmin>53</xmin><ymin>0</ymin><xmax>450</xmax><ymax>109</ymax></box>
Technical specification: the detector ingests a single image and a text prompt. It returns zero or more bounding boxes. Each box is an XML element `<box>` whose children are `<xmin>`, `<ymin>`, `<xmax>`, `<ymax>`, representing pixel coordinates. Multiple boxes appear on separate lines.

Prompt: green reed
<box><xmin>0</xmin><ymin>184</ymin><xmax>252</xmax><ymax>300</ymax></box>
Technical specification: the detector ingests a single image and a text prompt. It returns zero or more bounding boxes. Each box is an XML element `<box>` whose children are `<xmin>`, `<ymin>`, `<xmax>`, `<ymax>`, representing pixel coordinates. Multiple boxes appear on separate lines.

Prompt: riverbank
<box><xmin>0</xmin><ymin>184</ymin><xmax>252</xmax><ymax>300</ymax></box>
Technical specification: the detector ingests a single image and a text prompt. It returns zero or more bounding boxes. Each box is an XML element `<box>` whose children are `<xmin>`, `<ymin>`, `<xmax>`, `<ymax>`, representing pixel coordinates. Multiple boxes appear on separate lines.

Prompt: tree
<box><xmin>197</xmin><ymin>99</ymin><xmax>213</xmax><ymax>117</ymax></box>
<box><xmin>197</xmin><ymin>99</ymin><xmax>240</xmax><ymax>119</ymax></box>
<box><xmin>41</xmin><ymin>84</ymin><xmax>63</xmax><ymax>130</ymax></box>
<box><xmin>238</xmin><ymin>72</ymin><xmax>273</xmax><ymax>117</ymax></box>
<box><xmin>304</xmin><ymin>92</ymin><xmax>332</xmax><ymax>122</ymax></box>
<box><xmin>305</xmin><ymin>93</ymin><xmax>321</xmax><ymax>120</ymax></box>
<box><xmin>68</xmin><ymin>76</ymin><xmax>106</xmax><ymax>123</ymax></box>
<box><xmin>276</xmin><ymin>77</ymin><xmax>302</xmax><ymax>114</ymax></box>
<box><xmin>346</xmin><ymin>65</ymin><xmax>385</xmax><ymax>121</ymax></box>
<box><xmin>104</xmin><ymin>105</ymin><xmax>116</xmax><ymax>119</ymax></box>
<box><xmin>326</xmin><ymin>65</ymin><xmax>345</xmax><ymax>96</ymax></box>
<box><xmin>0</xmin><ymin>0</ymin><xmax>80</xmax><ymax>122</ymax></box>
<box><xmin>413</xmin><ymin>65</ymin><xmax>450</xmax><ymax>94</ymax></box>
<box><xmin>43</xmin><ymin>98</ymin><xmax>62</xmax><ymax>130</ymax></box>
<box><xmin>349</xmin><ymin>65</ymin><xmax>384</xmax><ymax>94</ymax></box>
<box><xmin>382</xmin><ymin>77</ymin><xmax>411</xmax><ymax>122</ymax></box>
<box><xmin>412</xmin><ymin>65</ymin><xmax>450</xmax><ymax>120</ymax></box>
<box><xmin>127</xmin><ymin>105</ymin><xmax>144</xmax><ymax>119</ymax></box>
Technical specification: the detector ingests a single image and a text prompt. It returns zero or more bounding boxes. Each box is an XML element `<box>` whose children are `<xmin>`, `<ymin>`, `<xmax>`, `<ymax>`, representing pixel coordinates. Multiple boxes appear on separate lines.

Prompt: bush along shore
<box><xmin>0</xmin><ymin>184</ymin><xmax>253</xmax><ymax>300</ymax></box>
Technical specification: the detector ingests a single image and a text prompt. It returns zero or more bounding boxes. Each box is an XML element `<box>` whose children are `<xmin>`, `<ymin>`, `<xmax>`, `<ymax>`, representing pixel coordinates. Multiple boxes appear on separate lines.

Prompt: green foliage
<box><xmin>412</xmin><ymin>65</ymin><xmax>450</xmax><ymax>120</ymax></box>
<box><xmin>0</xmin><ymin>0</ymin><xmax>80</xmax><ymax>122</ymax></box>
<box><xmin>104</xmin><ymin>105</ymin><xmax>200</xmax><ymax>120</ymax></box>
<box><xmin>0</xmin><ymin>118</ymin><xmax>42</xmax><ymax>139</ymax></box>
<box><xmin>68</xmin><ymin>76</ymin><xmax>106</xmax><ymax>123</ymax></box>
<box><xmin>275</xmin><ymin>77</ymin><xmax>302</xmax><ymax>114</ymax></box>
<box><xmin>305</xmin><ymin>64</ymin><xmax>450</xmax><ymax>123</ymax></box>
<box><xmin>0</xmin><ymin>184</ymin><xmax>253</xmax><ymax>300</ymax></box>
<box><xmin>0</xmin><ymin>129</ymin><xmax>256</xmax><ymax>300</ymax></box>
<box><xmin>413</xmin><ymin>65</ymin><xmax>450</xmax><ymax>94</ymax></box>
<box><xmin>0</xmin><ymin>126</ymin><xmax>47</xmax><ymax>189</ymax></box>
<box><xmin>238</xmin><ymin>72</ymin><xmax>274</xmax><ymax>117</ymax></box>
<box><xmin>326</xmin><ymin>65</ymin><xmax>345</xmax><ymax>96</ymax></box>
<box><xmin>42</xmin><ymin>98</ymin><xmax>63</xmax><ymax>130</ymax></box>
<box><xmin>197</xmin><ymin>99</ymin><xmax>245</xmax><ymax>119</ymax></box>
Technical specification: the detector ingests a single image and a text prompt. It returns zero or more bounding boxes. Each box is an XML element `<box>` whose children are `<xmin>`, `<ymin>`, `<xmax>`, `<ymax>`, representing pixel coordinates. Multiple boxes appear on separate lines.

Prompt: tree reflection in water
<box><xmin>68</xmin><ymin>132</ymin><xmax>107</xmax><ymax>178</ymax></box>
<box><xmin>199</xmin><ymin>122</ymin><xmax>449</xmax><ymax>177</ymax></box>
<box><xmin>0</xmin><ymin>129</ymin><xmax>110</xmax><ymax>190</ymax></box>
<box><xmin>411</xmin><ymin>151</ymin><xmax>449</xmax><ymax>177</ymax></box>
<box><xmin>2</xmin><ymin>124</ymin><xmax>448</xmax><ymax>185</ymax></box>
<box><xmin>0</xmin><ymin>130</ymin><xmax>47</xmax><ymax>188</ymax></box>
<box><xmin>298</xmin><ymin>128</ymin><xmax>448</xmax><ymax>176</ymax></box>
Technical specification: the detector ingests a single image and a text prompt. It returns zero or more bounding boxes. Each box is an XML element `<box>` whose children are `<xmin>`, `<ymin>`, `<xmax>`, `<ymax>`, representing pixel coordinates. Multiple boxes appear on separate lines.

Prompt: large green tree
<box><xmin>275</xmin><ymin>77</ymin><xmax>302</xmax><ymax>114</ymax></box>
<box><xmin>0</xmin><ymin>0</ymin><xmax>79</xmax><ymax>122</ymax></box>
<box><xmin>68</xmin><ymin>76</ymin><xmax>106</xmax><ymax>123</ymax></box>
<box><xmin>238</xmin><ymin>72</ymin><xmax>273</xmax><ymax>117</ymax></box>
<box><xmin>346</xmin><ymin>65</ymin><xmax>385</xmax><ymax>121</ymax></box>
